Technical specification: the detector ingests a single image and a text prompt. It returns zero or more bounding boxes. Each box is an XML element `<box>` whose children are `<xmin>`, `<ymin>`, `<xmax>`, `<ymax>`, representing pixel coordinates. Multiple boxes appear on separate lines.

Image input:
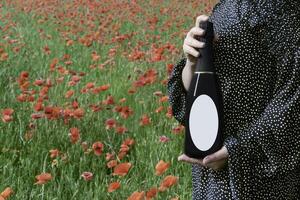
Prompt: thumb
<box><xmin>203</xmin><ymin>146</ymin><xmax>228</xmax><ymax>165</ymax></box>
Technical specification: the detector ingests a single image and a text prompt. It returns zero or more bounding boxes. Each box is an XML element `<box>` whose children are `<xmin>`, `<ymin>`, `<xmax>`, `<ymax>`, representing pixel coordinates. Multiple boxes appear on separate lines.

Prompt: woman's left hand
<box><xmin>178</xmin><ymin>146</ymin><xmax>229</xmax><ymax>171</ymax></box>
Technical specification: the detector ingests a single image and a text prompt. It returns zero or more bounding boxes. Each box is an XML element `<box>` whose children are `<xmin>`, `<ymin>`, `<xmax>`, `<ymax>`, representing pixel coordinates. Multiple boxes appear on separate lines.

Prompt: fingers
<box><xmin>203</xmin><ymin>146</ymin><xmax>229</xmax><ymax>165</ymax></box>
<box><xmin>183</xmin><ymin>28</ymin><xmax>205</xmax><ymax>58</ymax></box>
<box><xmin>195</xmin><ymin>15</ymin><xmax>209</xmax><ymax>28</ymax></box>
<box><xmin>187</xmin><ymin>26</ymin><xmax>205</xmax><ymax>39</ymax></box>
<box><xmin>185</xmin><ymin>29</ymin><xmax>206</xmax><ymax>48</ymax></box>
<box><xmin>182</xmin><ymin>15</ymin><xmax>208</xmax><ymax>61</ymax></box>
<box><xmin>178</xmin><ymin>153</ymin><xmax>204</xmax><ymax>166</ymax></box>
<box><xmin>196</xmin><ymin>15</ymin><xmax>220</xmax><ymax>43</ymax></box>
<box><xmin>183</xmin><ymin>43</ymin><xmax>200</xmax><ymax>58</ymax></box>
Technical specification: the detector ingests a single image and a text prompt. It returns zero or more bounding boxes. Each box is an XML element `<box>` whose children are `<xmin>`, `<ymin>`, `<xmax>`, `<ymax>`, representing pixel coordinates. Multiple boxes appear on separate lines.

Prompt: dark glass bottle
<box><xmin>184</xmin><ymin>20</ymin><xmax>224</xmax><ymax>159</ymax></box>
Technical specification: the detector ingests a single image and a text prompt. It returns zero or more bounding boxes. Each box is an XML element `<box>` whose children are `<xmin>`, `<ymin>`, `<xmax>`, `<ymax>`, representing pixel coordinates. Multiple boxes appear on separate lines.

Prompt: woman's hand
<box><xmin>181</xmin><ymin>14</ymin><xmax>219</xmax><ymax>91</ymax></box>
<box><xmin>183</xmin><ymin>15</ymin><xmax>209</xmax><ymax>65</ymax></box>
<box><xmin>181</xmin><ymin>15</ymin><xmax>209</xmax><ymax>91</ymax></box>
<box><xmin>183</xmin><ymin>15</ymin><xmax>219</xmax><ymax>66</ymax></box>
<box><xmin>178</xmin><ymin>146</ymin><xmax>229</xmax><ymax>171</ymax></box>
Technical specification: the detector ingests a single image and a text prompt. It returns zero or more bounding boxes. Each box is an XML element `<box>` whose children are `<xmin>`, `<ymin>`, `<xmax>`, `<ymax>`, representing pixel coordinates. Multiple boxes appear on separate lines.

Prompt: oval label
<box><xmin>189</xmin><ymin>94</ymin><xmax>219</xmax><ymax>151</ymax></box>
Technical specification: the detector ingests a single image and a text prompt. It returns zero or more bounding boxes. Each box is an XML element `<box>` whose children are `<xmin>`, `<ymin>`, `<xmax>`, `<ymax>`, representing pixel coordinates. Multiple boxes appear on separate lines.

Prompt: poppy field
<box><xmin>0</xmin><ymin>1</ymin><xmax>216</xmax><ymax>199</ymax></box>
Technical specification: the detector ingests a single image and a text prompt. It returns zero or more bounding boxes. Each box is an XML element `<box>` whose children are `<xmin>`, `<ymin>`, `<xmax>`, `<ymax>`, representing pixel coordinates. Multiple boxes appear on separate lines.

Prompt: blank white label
<box><xmin>189</xmin><ymin>94</ymin><xmax>219</xmax><ymax>151</ymax></box>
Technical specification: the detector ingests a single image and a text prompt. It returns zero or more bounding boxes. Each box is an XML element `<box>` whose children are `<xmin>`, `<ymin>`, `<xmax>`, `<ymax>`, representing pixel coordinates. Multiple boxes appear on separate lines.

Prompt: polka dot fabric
<box><xmin>167</xmin><ymin>0</ymin><xmax>300</xmax><ymax>199</ymax></box>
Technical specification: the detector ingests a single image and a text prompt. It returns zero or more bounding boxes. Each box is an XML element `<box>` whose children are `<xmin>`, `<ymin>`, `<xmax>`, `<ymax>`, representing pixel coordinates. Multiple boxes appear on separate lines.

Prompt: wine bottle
<box><xmin>184</xmin><ymin>20</ymin><xmax>224</xmax><ymax>159</ymax></box>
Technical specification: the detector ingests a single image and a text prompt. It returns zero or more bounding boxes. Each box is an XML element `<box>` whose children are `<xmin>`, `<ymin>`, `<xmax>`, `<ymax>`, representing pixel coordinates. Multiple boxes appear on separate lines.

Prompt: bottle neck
<box><xmin>194</xmin><ymin>21</ymin><xmax>215</xmax><ymax>73</ymax></box>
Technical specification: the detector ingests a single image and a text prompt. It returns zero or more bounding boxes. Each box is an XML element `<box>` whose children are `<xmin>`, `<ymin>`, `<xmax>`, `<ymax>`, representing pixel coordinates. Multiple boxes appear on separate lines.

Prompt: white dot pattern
<box><xmin>167</xmin><ymin>1</ymin><xmax>300</xmax><ymax>199</ymax></box>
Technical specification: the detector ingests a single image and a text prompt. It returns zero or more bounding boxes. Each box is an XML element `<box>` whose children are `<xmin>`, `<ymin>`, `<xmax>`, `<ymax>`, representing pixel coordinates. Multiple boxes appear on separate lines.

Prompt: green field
<box><xmin>0</xmin><ymin>1</ymin><xmax>216</xmax><ymax>199</ymax></box>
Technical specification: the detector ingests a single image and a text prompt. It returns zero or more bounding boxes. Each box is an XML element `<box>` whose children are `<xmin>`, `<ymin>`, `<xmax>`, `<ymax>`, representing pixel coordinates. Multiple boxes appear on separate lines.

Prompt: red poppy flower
<box><xmin>158</xmin><ymin>175</ymin><xmax>178</xmax><ymax>192</ymax></box>
<box><xmin>81</xmin><ymin>172</ymin><xmax>93</xmax><ymax>181</ymax></box>
<box><xmin>108</xmin><ymin>182</ymin><xmax>120</xmax><ymax>193</ymax></box>
<box><xmin>146</xmin><ymin>187</ymin><xmax>158</xmax><ymax>198</ymax></box>
<box><xmin>159</xmin><ymin>135</ymin><xmax>170</xmax><ymax>143</ymax></box>
<box><xmin>127</xmin><ymin>191</ymin><xmax>145</xmax><ymax>200</ymax></box>
<box><xmin>139</xmin><ymin>114</ymin><xmax>151</xmax><ymax>126</ymax></box>
<box><xmin>155</xmin><ymin>160</ymin><xmax>170</xmax><ymax>175</ymax></box>
<box><xmin>49</xmin><ymin>149</ymin><xmax>60</xmax><ymax>159</ymax></box>
<box><xmin>105</xmin><ymin>118</ymin><xmax>116</xmax><ymax>129</ymax></box>
<box><xmin>69</xmin><ymin>127</ymin><xmax>80</xmax><ymax>144</ymax></box>
<box><xmin>112</xmin><ymin>162</ymin><xmax>131</xmax><ymax>176</ymax></box>
<box><xmin>35</xmin><ymin>173</ymin><xmax>52</xmax><ymax>185</ymax></box>
<box><xmin>107</xmin><ymin>159</ymin><xmax>117</xmax><ymax>168</ymax></box>
<box><xmin>92</xmin><ymin>141</ymin><xmax>104</xmax><ymax>156</ymax></box>
<box><xmin>0</xmin><ymin>187</ymin><xmax>13</xmax><ymax>199</ymax></box>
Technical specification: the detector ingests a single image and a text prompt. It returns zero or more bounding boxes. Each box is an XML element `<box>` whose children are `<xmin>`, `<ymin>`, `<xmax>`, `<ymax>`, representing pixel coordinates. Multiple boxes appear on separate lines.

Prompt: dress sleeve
<box><xmin>224</xmin><ymin>9</ymin><xmax>300</xmax><ymax>179</ymax></box>
<box><xmin>167</xmin><ymin>53</ymin><xmax>188</xmax><ymax>126</ymax></box>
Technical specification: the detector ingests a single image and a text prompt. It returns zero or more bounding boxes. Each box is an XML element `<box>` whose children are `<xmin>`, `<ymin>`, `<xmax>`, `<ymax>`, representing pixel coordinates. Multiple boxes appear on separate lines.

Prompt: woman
<box><xmin>167</xmin><ymin>0</ymin><xmax>300</xmax><ymax>199</ymax></box>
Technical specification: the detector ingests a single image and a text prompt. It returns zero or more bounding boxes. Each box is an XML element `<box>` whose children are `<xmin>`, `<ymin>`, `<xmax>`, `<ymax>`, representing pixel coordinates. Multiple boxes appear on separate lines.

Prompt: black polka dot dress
<box><xmin>167</xmin><ymin>0</ymin><xmax>300</xmax><ymax>199</ymax></box>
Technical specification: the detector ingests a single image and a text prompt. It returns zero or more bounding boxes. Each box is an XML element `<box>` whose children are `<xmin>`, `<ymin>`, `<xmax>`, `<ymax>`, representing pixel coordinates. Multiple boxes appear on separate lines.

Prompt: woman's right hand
<box><xmin>183</xmin><ymin>15</ymin><xmax>209</xmax><ymax>65</ymax></box>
